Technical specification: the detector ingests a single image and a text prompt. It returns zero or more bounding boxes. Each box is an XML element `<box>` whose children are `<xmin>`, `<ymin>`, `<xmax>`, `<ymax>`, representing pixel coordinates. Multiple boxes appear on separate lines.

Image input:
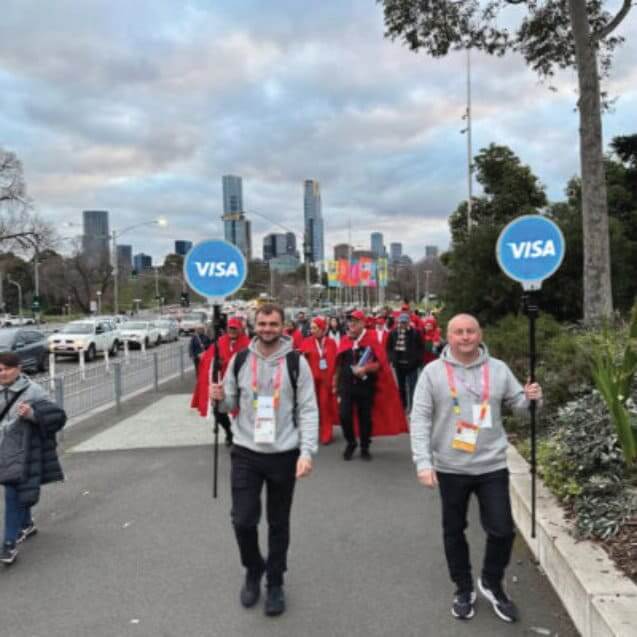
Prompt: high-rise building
<box><xmin>263</xmin><ymin>233</ymin><xmax>292</xmax><ymax>261</ymax></box>
<box><xmin>390</xmin><ymin>242</ymin><xmax>403</xmax><ymax>263</ymax></box>
<box><xmin>175</xmin><ymin>240</ymin><xmax>193</xmax><ymax>256</ymax></box>
<box><xmin>303</xmin><ymin>180</ymin><xmax>324</xmax><ymax>266</ymax></box>
<box><xmin>352</xmin><ymin>249</ymin><xmax>374</xmax><ymax>260</ymax></box>
<box><xmin>371</xmin><ymin>232</ymin><xmax>384</xmax><ymax>258</ymax></box>
<box><xmin>425</xmin><ymin>245</ymin><xmax>439</xmax><ymax>258</ymax></box>
<box><xmin>222</xmin><ymin>175</ymin><xmax>243</xmax><ymax>214</ymax></box>
<box><xmin>133</xmin><ymin>253</ymin><xmax>152</xmax><ymax>271</ymax></box>
<box><xmin>82</xmin><ymin>210</ymin><xmax>109</xmax><ymax>260</ymax></box>
<box><xmin>221</xmin><ymin>175</ymin><xmax>252</xmax><ymax>260</ymax></box>
<box><xmin>285</xmin><ymin>232</ymin><xmax>297</xmax><ymax>257</ymax></box>
<box><xmin>116</xmin><ymin>245</ymin><xmax>133</xmax><ymax>271</ymax></box>
<box><xmin>334</xmin><ymin>243</ymin><xmax>352</xmax><ymax>260</ymax></box>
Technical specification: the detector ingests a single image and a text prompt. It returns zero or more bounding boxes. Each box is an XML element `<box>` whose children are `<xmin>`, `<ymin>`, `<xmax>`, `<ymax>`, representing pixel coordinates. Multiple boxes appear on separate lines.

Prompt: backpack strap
<box><xmin>286</xmin><ymin>351</ymin><xmax>300</xmax><ymax>428</ymax></box>
<box><xmin>233</xmin><ymin>348</ymin><xmax>250</xmax><ymax>408</ymax></box>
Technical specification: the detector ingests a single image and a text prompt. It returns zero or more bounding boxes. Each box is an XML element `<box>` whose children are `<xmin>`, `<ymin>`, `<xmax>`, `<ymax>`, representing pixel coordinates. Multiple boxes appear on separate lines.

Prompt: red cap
<box><xmin>312</xmin><ymin>316</ymin><xmax>327</xmax><ymax>331</ymax></box>
<box><xmin>349</xmin><ymin>310</ymin><xmax>366</xmax><ymax>322</ymax></box>
<box><xmin>228</xmin><ymin>317</ymin><xmax>242</xmax><ymax>329</ymax></box>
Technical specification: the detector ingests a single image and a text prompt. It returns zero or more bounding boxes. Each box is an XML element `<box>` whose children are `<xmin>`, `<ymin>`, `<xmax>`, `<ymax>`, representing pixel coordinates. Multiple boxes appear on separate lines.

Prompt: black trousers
<box><xmin>395</xmin><ymin>366</ymin><xmax>419</xmax><ymax>412</ymax></box>
<box><xmin>339</xmin><ymin>389</ymin><xmax>373</xmax><ymax>450</ymax></box>
<box><xmin>437</xmin><ymin>469</ymin><xmax>515</xmax><ymax>592</ymax></box>
<box><xmin>230</xmin><ymin>445</ymin><xmax>299</xmax><ymax>587</ymax></box>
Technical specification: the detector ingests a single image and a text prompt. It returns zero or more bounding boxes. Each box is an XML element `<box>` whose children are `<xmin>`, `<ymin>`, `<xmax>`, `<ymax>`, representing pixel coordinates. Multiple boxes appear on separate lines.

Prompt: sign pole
<box><xmin>210</xmin><ymin>299</ymin><xmax>222</xmax><ymax>499</ymax></box>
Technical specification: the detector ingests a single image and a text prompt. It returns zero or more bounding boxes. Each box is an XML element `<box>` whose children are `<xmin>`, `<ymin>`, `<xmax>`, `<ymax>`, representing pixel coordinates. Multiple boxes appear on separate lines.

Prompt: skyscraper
<box><xmin>82</xmin><ymin>210</ymin><xmax>109</xmax><ymax>260</ymax></box>
<box><xmin>425</xmin><ymin>245</ymin><xmax>439</xmax><ymax>258</ymax></box>
<box><xmin>175</xmin><ymin>240</ymin><xmax>193</xmax><ymax>256</ymax></box>
<box><xmin>303</xmin><ymin>180</ymin><xmax>324</xmax><ymax>266</ymax></box>
<box><xmin>390</xmin><ymin>242</ymin><xmax>403</xmax><ymax>263</ymax></box>
<box><xmin>116</xmin><ymin>244</ymin><xmax>133</xmax><ymax>271</ymax></box>
<box><xmin>133</xmin><ymin>253</ymin><xmax>152</xmax><ymax>271</ymax></box>
<box><xmin>263</xmin><ymin>233</ymin><xmax>293</xmax><ymax>261</ymax></box>
<box><xmin>221</xmin><ymin>175</ymin><xmax>252</xmax><ymax>260</ymax></box>
<box><xmin>371</xmin><ymin>232</ymin><xmax>384</xmax><ymax>258</ymax></box>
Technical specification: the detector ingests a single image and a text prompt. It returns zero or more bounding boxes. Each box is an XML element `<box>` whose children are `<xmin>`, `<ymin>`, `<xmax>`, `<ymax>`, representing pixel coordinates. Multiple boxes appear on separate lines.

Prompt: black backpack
<box><xmin>233</xmin><ymin>349</ymin><xmax>301</xmax><ymax>427</ymax></box>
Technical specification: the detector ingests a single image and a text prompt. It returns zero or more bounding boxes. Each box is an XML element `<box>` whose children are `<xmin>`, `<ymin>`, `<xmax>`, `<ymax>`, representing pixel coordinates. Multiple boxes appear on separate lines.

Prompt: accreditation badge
<box><xmin>472</xmin><ymin>404</ymin><xmax>492</xmax><ymax>429</ymax></box>
<box><xmin>254</xmin><ymin>395</ymin><xmax>276</xmax><ymax>444</ymax></box>
<box><xmin>319</xmin><ymin>358</ymin><xmax>328</xmax><ymax>371</ymax></box>
<box><xmin>452</xmin><ymin>420</ymin><xmax>479</xmax><ymax>454</ymax></box>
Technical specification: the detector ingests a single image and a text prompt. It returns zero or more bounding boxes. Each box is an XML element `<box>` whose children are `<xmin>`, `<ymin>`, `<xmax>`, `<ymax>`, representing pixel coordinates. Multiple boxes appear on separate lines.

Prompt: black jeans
<box><xmin>437</xmin><ymin>469</ymin><xmax>515</xmax><ymax>592</ymax></box>
<box><xmin>230</xmin><ymin>445</ymin><xmax>299</xmax><ymax>587</ymax></box>
<box><xmin>339</xmin><ymin>389</ymin><xmax>373</xmax><ymax>450</ymax></box>
<box><xmin>395</xmin><ymin>366</ymin><xmax>419</xmax><ymax>412</ymax></box>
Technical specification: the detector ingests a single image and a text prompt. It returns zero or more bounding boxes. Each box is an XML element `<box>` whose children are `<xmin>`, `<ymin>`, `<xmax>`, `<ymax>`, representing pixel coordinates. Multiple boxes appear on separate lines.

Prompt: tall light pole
<box><xmin>424</xmin><ymin>270</ymin><xmax>432</xmax><ymax>312</ymax></box>
<box><xmin>461</xmin><ymin>48</ymin><xmax>473</xmax><ymax>232</ymax></box>
<box><xmin>8</xmin><ymin>278</ymin><xmax>22</xmax><ymax>317</ymax></box>
<box><xmin>112</xmin><ymin>218</ymin><xmax>166</xmax><ymax>314</ymax></box>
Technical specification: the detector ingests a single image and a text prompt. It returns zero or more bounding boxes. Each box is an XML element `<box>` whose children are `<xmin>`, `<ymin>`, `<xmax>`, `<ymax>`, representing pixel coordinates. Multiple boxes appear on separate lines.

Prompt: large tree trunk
<box><xmin>568</xmin><ymin>0</ymin><xmax>614</xmax><ymax>321</ymax></box>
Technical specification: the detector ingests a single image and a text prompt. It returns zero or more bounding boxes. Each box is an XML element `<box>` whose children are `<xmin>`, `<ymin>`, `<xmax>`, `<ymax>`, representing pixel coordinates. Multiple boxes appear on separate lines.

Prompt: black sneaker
<box><xmin>264</xmin><ymin>585</ymin><xmax>286</xmax><ymax>617</ymax></box>
<box><xmin>360</xmin><ymin>448</ymin><xmax>372</xmax><ymax>461</ymax></box>
<box><xmin>451</xmin><ymin>589</ymin><xmax>476</xmax><ymax>620</ymax></box>
<box><xmin>240</xmin><ymin>570</ymin><xmax>263</xmax><ymax>608</ymax></box>
<box><xmin>17</xmin><ymin>522</ymin><xmax>38</xmax><ymax>544</ymax></box>
<box><xmin>343</xmin><ymin>442</ymin><xmax>357</xmax><ymax>460</ymax></box>
<box><xmin>0</xmin><ymin>542</ymin><xmax>18</xmax><ymax>565</ymax></box>
<box><xmin>478</xmin><ymin>577</ymin><xmax>518</xmax><ymax>623</ymax></box>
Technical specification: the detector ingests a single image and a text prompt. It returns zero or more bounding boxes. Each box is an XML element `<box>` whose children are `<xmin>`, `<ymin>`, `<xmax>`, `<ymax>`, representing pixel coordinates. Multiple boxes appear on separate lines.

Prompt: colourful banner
<box><xmin>327</xmin><ymin>260</ymin><xmax>341</xmax><ymax>288</ymax></box>
<box><xmin>377</xmin><ymin>258</ymin><xmax>388</xmax><ymax>288</ymax></box>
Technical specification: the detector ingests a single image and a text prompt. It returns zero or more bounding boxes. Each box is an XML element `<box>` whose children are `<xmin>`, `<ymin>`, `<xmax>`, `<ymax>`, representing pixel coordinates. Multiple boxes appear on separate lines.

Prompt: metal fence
<box><xmin>34</xmin><ymin>342</ymin><xmax>193</xmax><ymax>420</ymax></box>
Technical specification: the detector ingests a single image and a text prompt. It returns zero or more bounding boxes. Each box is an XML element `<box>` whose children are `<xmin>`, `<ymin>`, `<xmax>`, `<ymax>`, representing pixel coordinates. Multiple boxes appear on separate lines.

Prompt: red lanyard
<box><xmin>444</xmin><ymin>362</ymin><xmax>490</xmax><ymax>421</ymax></box>
<box><xmin>315</xmin><ymin>337</ymin><xmax>325</xmax><ymax>358</ymax></box>
<box><xmin>250</xmin><ymin>354</ymin><xmax>284</xmax><ymax>408</ymax></box>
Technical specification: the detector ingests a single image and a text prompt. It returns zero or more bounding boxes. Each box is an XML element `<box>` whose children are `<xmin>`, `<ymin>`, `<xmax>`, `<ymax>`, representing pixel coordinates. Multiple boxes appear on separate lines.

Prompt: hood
<box><xmin>1</xmin><ymin>373</ymin><xmax>31</xmax><ymax>394</ymax></box>
<box><xmin>248</xmin><ymin>335</ymin><xmax>293</xmax><ymax>363</ymax></box>
<box><xmin>440</xmin><ymin>343</ymin><xmax>489</xmax><ymax>368</ymax></box>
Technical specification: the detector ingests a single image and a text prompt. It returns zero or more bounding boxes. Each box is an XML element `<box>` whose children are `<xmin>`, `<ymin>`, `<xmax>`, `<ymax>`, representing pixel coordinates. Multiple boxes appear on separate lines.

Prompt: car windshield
<box><xmin>0</xmin><ymin>334</ymin><xmax>15</xmax><ymax>348</ymax></box>
<box><xmin>125</xmin><ymin>322</ymin><xmax>149</xmax><ymax>330</ymax></box>
<box><xmin>61</xmin><ymin>323</ymin><xmax>94</xmax><ymax>334</ymax></box>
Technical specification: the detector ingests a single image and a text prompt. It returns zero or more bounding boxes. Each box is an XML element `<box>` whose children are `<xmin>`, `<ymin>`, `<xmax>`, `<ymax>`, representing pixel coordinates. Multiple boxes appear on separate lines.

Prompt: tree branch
<box><xmin>592</xmin><ymin>0</ymin><xmax>632</xmax><ymax>42</ymax></box>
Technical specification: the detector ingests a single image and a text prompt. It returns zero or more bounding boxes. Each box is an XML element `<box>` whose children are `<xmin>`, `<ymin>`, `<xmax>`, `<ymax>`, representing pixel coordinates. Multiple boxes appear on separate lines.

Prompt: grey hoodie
<box><xmin>0</xmin><ymin>374</ymin><xmax>49</xmax><ymax>446</ymax></box>
<box><xmin>410</xmin><ymin>344</ymin><xmax>533</xmax><ymax>475</ymax></box>
<box><xmin>220</xmin><ymin>336</ymin><xmax>319</xmax><ymax>459</ymax></box>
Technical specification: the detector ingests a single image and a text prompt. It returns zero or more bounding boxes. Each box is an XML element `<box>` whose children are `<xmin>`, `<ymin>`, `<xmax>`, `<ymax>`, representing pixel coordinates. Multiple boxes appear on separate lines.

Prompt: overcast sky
<box><xmin>1</xmin><ymin>0</ymin><xmax>635</xmax><ymax>263</ymax></box>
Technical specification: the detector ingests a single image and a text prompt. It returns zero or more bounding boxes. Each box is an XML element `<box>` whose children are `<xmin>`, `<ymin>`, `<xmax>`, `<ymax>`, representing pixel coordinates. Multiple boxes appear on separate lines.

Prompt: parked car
<box><xmin>1</xmin><ymin>314</ymin><xmax>36</xmax><ymax>327</ymax></box>
<box><xmin>154</xmin><ymin>318</ymin><xmax>180</xmax><ymax>343</ymax></box>
<box><xmin>0</xmin><ymin>327</ymin><xmax>49</xmax><ymax>373</ymax></box>
<box><xmin>119</xmin><ymin>321</ymin><xmax>162</xmax><ymax>349</ymax></box>
<box><xmin>48</xmin><ymin>319</ymin><xmax>120</xmax><ymax>361</ymax></box>
<box><xmin>178</xmin><ymin>311</ymin><xmax>208</xmax><ymax>335</ymax></box>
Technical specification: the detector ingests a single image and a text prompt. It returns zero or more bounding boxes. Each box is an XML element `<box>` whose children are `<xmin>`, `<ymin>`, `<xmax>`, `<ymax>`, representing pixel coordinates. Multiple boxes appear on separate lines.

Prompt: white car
<box><xmin>154</xmin><ymin>318</ymin><xmax>180</xmax><ymax>343</ymax></box>
<box><xmin>2</xmin><ymin>314</ymin><xmax>35</xmax><ymax>327</ymax></box>
<box><xmin>119</xmin><ymin>321</ymin><xmax>162</xmax><ymax>349</ymax></box>
<box><xmin>48</xmin><ymin>320</ymin><xmax>120</xmax><ymax>361</ymax></box>
<box><xmin>178</xmin><ymin>311</ymin><xmax>208</xmax><ymax>335</ymax></box>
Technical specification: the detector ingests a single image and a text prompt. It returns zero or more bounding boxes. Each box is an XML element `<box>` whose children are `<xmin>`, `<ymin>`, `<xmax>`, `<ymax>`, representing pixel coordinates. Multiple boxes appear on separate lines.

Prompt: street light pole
<box><xmin>112</xmin><ymin>230</ymin><xmax>119</xmax><ymax>315</ymax></box>
<box><xmin>424</xmin><ymin>270</ymin><xmax>432</xmax><ymax>312</ymax></box>
<box><xmin>466</xmin><ymin>48</ymin><xmax>473</xmax><ymax>231</ymax></box>
<box><xmin>96</xmin><ymin>290</ymin><xmax>102</xmax><ymax>314</ymax></box>
<box><xmin>8</xmin><ymin>278</ymin><xmax>22</xmax><ymax>317</ymax></box>
<box><xmin>304</xmin><ymin>232</ymin><xmax>312</xmax><ymax>312</ymax></box>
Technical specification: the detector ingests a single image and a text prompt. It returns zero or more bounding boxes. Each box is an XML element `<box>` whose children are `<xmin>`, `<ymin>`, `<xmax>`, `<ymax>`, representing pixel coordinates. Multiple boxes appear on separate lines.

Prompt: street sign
<box><xmin>183</xmin><ymin>239</ymin><xmax>247</xmax><ymax>300</ymax></box>
<box><xmin>496</xmin><ymin>215</ymin><xmax>565</xmax><ymax>290</ymax></box>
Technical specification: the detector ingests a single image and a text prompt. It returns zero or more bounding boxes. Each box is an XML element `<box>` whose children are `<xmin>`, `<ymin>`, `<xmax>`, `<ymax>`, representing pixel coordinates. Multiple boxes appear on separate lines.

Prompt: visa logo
<box><xmin>507</xmin><ymin>240</ymin><xmax>556</xmax><ymax>259</ymax></box>
<box><xmin>194</xmin><ymin>262</ymin><xmax>240</xmax><ymax>277</ymax></box>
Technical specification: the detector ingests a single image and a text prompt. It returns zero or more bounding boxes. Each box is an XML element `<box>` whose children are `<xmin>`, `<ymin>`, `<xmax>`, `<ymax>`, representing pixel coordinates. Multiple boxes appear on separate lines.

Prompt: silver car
<box><xmin>154</xmin><ymin>318</ymin><xmax>180</xmax><ymax>343</ymax></box>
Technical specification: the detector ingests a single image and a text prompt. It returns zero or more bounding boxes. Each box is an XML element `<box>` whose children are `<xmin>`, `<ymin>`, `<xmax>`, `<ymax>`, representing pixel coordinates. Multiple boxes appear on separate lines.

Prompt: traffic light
<box><xmin>31</xmin><ymin>295</ymin><xmax>41</xmax><ymax>312</ymax></box>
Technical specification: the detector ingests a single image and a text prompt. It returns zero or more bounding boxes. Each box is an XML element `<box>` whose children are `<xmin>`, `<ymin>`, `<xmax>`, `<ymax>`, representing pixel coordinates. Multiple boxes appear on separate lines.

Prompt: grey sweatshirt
<box><xmin>220</xmin><ymin>337</ymin><xmax>319</xmax><ymax>459</ymax></box>
<box><xmin>410</xmin><ymin>344</ymin><xmax>533</xmax><ymax>475</ymax></box>
<box><xmin>0</xmin><ymin>374</ymin><xmax>48</xmax><ymax>447</ymax></box>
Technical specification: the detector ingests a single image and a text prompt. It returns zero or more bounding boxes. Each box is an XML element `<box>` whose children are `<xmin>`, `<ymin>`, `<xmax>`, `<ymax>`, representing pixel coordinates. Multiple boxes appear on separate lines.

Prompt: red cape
<box><xmin>190</xmin><ymin>344</ymin><xmax>217</xmax><ymax>417</ymax></box>
<box><xmin>300</xmin><ymin>335</ymin><xmax>339</xmax><ymax>444</ymax></box>
<box><xmin>217</xmin><ymin>333</ymin><xmax>251</xmax><ymax>376</ymax></box>
<box><xmin>337</xmin><ymin>330</ymin><xmax>408</xmax><ymax>436</ymax></box>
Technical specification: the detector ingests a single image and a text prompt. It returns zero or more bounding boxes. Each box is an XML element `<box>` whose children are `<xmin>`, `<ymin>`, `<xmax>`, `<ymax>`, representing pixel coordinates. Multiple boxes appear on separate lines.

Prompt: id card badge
<box><xmin>452</xmin><ymin>420</ymin><xmax>479</xmax><ymax>454</ymax></box>
<box><xmin>254</xmin><ymin>395</ymin><xmax>276</xmax><ymax>444</ymax></box>
<box><xmin>319</xmin><ymin>358</ymin><xmax>328</xmax><ymax>370</ymax></box>
<box><xmin>472</xmin><ymin>404</ymin><xmax>492</xmax><ymax>429</ymax></box>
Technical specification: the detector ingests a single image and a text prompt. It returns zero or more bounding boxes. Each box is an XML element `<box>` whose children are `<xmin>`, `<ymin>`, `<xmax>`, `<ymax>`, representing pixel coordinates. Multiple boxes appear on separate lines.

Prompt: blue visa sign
<box><xmin>183</xmin><ymin>239</ymin><xmax>247</xmax><ymax>300</ymax></box>
<box><xmin>496</xmin><ymin>215</ymin><xmax>565</xmax><ymax>290</ymax></box>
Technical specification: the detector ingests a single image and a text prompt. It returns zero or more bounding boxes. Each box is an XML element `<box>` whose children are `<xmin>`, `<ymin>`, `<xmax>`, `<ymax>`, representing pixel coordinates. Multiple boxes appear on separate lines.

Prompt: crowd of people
<box><xmin>192</xmin><ymin>302</ymin><xmax>542</xmax><ymax>623</ymax></box>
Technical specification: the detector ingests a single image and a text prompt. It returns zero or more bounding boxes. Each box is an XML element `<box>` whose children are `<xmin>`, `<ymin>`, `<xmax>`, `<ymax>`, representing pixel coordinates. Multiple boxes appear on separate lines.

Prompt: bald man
<box><xmin>410</xmin><ymin>314</ymin><xmax>542</xmax><ymax>624</ymax></box>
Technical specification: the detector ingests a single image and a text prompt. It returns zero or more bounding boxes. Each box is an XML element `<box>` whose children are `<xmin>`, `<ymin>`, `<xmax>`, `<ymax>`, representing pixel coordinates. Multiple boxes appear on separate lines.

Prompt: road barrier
<box><xmin>35</xmin><ymin>342</ymin><xmax>194</xmax><ymax>420</ymax></box>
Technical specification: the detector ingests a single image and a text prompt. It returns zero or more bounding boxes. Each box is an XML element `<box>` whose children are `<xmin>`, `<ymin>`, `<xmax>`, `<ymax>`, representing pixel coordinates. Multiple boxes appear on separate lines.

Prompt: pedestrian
<box><xmin>210</xmin><ymin>303</ymin><xmax>318</xmax><ymax>617</ymax></box>
<box><xmin>326</xmin><ymin>316</ymin><xmax>344</xmax><ymax>346</ymax></box>
<box><xmin>410</xmin><ymin>313</ymin><xmax>543</xmax><ymax>623</ymax></box>
<box><xmin>283</xmin><ymin>320</ymin><xmax>304</xmax><ymax>350</ymax></box>
<box><xmin>334</xmin><ymin>310</ymin><xmax>407</xmax><ymax>461</ymax></box>
<box><xmin>189</xmin><ymin>324</ymin><xmax>211</xmax><ymax>376</ymax></box>
<box><xmin>387</xmin><ymin>312</ymin><xmax>424</xmax><ymax>413</ymax></box>
<box><xmin>0</xmin><ymin>353</ymin><xmax>67</xmax><ymax>565</ymax></box>
<box><xmin>422</xmin><ymin>315</ymin><xmax>442</xmax><ymax>366</ymax></box>
<box><xmin>372</xmin><ymin>316</ymin><xmax>390</xmax><ymax>348</ymax></box>
<box><xmin>295</xmin><ymin>311</ymin><xmax>311</xmax><ymax>338</ymax></box>
<box><xmin>300</xmin><ymin>316</ymin><xmax>338</xmax><ymax>445</ymax></box>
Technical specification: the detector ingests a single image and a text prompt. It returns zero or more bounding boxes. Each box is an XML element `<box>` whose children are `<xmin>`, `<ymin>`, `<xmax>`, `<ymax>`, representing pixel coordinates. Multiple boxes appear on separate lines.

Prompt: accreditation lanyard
<box><xmin>251</xmin><ymin>355</ymin><xmax>284</xmax><ymax>410</ymax></box>
<box><xmin>444</xmin><ymin>362</ymin><xmax>490</xmax><ymax>423</ymax></box>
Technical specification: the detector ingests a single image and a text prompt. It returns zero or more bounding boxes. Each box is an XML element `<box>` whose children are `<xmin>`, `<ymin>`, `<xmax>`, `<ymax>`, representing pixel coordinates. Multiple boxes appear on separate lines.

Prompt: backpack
<box><xmin>233</xmin><ymin>349</ymin><xmax>301</xmax><ymax>427</ymax></box>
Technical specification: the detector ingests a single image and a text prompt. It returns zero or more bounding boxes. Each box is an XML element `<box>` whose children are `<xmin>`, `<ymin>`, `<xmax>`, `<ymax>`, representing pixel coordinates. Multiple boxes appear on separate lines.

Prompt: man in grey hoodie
<box><xmin>211</xmin><ymin>303</ymin><xmax>318</xmax><ymax>617</ymax></box>
<box><xmin>410</xmin><ymin>314</ymin><xmax>542</xmax><ymax>624</ymax></box>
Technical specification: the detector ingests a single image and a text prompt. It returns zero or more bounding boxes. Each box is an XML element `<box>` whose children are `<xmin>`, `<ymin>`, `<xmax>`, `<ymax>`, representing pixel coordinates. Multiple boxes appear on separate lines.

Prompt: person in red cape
<box><xmin>191</xmin><ymin>317</ymin><xmax>250</xmax><ymax>445</ymax></box>
<box><xmin>422</xmin><ymin>315</ymin><xmax>442</xmax><ymax>366</ymax></box>
<box><xmin>372</xmin><ymin>316</ymin><xmax>390</xmax><ymax>349</ymax></box>
<box><xmin>300</xmin><ymin>316</ymin><xmax>338</xmax><ymax>445</ymax></box>
<box><xmin>334</xmin><ymin>310</ymin><xmax>408</xmax><ymax>461</ymax></box>
<box><xmin>283</xmin><ymin>320</ymin><xmax>304</xmax><ymax>350</ymax></box>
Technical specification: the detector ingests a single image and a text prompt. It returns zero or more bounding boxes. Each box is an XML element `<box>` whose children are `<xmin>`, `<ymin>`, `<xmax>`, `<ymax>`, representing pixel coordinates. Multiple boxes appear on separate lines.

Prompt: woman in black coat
<box><xmin>0</xmin><ymin>352</ymin><xmax>66</xmax><ymax>565</ymax></box>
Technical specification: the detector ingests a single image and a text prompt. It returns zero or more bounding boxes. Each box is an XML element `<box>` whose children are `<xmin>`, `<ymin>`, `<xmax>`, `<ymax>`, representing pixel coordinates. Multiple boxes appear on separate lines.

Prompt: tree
<box><xmin>380</xmin><ymin>0</ymin><xmax>633</xmax><ymax>321</ymax></box>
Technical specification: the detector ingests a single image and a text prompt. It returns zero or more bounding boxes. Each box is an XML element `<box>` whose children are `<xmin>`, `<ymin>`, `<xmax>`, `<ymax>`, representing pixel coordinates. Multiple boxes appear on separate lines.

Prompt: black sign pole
<box><xmin>210</xmin><ymin>301</ymin><xmax>222</xmax><ymax>499</ymax></box>
<box><xmin>523</xmin><ymin>292</ymin><xmax>539</xmax><ymax>538</ymax></box>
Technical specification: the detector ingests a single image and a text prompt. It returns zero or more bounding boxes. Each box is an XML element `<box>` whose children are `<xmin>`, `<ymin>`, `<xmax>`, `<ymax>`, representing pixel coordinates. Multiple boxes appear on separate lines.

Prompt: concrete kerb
<box><xmin>507</xmin><ymin>445</ymin><xmax>637</xmax><ymax>637</ymax></box>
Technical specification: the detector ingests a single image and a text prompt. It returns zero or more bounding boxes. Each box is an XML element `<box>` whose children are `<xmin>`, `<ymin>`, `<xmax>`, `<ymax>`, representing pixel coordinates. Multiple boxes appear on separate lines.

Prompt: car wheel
<box><xmin>86</xmin><ymin>344</ymin><xmax>96</xmax><ymax>362</ymax></box>
<box><xmin>110</xmin><ymin>340</ymin><xmax>119</xmax><ymax>357</ymax></box>
<box><xmin>144</xmin><ymin>337</ymin><xmax>149</xmax><ymax>349</ymax></box>
<box><xmin>156</xmin><ymin>336</ymin><xmax>161</xmax><ymax>347</ymax></box>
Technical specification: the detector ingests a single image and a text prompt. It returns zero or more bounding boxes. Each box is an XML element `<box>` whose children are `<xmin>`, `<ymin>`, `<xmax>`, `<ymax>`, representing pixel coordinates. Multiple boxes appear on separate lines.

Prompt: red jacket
<box><xmin>217</xmin><ymin>333</ymin><xmax>251</xmax><ymax>376</ymax></box>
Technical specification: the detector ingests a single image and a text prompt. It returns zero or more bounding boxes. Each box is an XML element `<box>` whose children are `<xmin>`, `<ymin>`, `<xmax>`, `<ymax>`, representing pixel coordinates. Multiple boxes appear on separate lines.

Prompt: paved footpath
<box><xmin>1</xmin><ymin>386</ymin><xmax>578</xmax><ymax>637</ymax></box>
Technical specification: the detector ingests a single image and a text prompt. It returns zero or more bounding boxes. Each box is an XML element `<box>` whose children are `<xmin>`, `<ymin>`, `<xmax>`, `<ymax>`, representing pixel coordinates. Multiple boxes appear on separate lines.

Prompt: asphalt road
<box><xmin>0</xmin><ymin>380</ymin><xmax>578</xmax><ymax>637</ymax></box>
